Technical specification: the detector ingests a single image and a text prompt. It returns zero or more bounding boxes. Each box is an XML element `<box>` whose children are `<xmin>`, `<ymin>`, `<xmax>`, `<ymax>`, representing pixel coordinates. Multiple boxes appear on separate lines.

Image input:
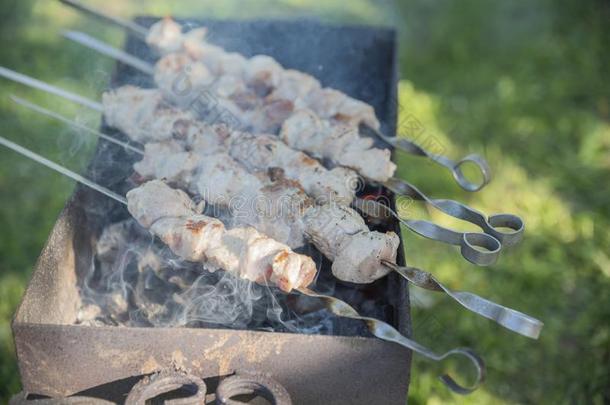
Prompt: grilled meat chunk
<box><xmin>303</xmin><ymin>204</ymin><xmax>399</xmax><ymax>283</ymax></box>
<box><xmin>281</xmin><ymin>109</ymin><xmax>396</xmax><ymax>182</ymax></box>
<box><xmin>127</xmin><ymin>180</ymin><xmax>317</xmax><ymax>292</ymax></box>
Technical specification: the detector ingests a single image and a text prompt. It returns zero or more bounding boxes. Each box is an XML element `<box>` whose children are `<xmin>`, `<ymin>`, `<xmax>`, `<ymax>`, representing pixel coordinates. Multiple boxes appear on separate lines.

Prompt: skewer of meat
<box><xmin>61</xmin><ymin>20</ymin><xmax>490</xmax><ymax>192</ymax></box>
<box><xmin>0</xmin><ymin>70</ymin><xmax>502</xmax><ymax>266</ymax></box>
<box><xmin>11</xmin><ymin>95</ymin><xmax>543</xmax><ymax>340</ymax></box>
<box><xmin>127</xmin><ymin>180</ymin><xmax>318</xmax><ymax>292</ymax></box>
<box><xmin>102</xmin><ymin>83</ymin><xmax>358</xmax><ymax>206</ymax></box>
<box><xmin>0</xmin><ymin>133</ymin><xmax>487</xmax><ymax>394</ymax></box>
<box><xmin>61</xmin><ymin>32</ymin><xmax>525</xmax><ymax>249</ymax></box>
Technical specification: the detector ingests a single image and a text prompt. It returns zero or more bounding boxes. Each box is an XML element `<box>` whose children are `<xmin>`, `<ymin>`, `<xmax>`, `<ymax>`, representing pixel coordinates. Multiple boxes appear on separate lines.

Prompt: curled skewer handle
<box><xmin>364</xmin><ymin>125</ymin><xmax>491</xmax><ymax>192</ymax></box>
<box><xmin>431</xmin><ymin>152</ymin><xmax>492</xmax><ymax>192</ymax></box>
<box><xmin>298</xmin><ymin>287</ymin><xmax>485</xmax><ymax>394</ymax></box>
<box><xmin>383</xmin><ymin>177</ymin><xmax>524</xmax><ymax>247</ymax></box>
<box><xmin>382</xmin><ymin>261</ymin><xmax>544</xmax><ymax>339</ymax></box>
<box><xmin>409</xmin><ymin>220</ymin><xmax>501</xmax><ymax>266</ymax></box>
<box><xmin>59</xmin><ymin>0</ymin><xmax>149</xmax><ymax>40</ymax></box>
<box><xmin>353</xmin><ymin>198</ymin><xmax>501</xmax><ymax>266</ymax></box>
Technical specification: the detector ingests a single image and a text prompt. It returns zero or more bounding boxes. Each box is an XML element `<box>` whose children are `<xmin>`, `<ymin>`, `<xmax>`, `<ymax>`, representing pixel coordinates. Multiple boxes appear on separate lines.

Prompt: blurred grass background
<box><xmin>0</xmin><ymin>0</ymin><xmax>608</xmax><ymax>403</ymax></box>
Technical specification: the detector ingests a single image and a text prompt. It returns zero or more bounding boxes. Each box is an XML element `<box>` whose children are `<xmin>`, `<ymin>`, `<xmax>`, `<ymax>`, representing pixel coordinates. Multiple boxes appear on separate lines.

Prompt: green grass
<box><xmin>0</xmin><ymin>0</ymin><xmax>608</xmax><ymax>403</ymax></box>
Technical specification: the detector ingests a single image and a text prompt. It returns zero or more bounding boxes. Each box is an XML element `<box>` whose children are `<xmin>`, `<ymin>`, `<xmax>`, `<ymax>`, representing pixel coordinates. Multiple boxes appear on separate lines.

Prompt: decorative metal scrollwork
<box><xmin>11</xmin><ymin>370</ymin><xmax>292</xmax><ymax>405</ymax></box>
<box><xmin>215</xmin><ymin>372</ymin><xmax>292</xmax><ymax>405</ymax></box>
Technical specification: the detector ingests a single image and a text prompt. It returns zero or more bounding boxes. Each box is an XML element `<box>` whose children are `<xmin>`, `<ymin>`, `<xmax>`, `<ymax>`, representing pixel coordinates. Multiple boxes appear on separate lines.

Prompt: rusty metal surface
<box><xmin>11</xmin><ymin>199</ymin><xmax>81</xmax><ymax>326</ymax></box>
<box><xmin>14</xmin><ymin>321</ymin><xmax>410</xmax><ymax>403</ymax></box>
<box><xmin>12</xmin><ymin>18</ymin><xmax>411</xmax><ymax>404</ymax></box>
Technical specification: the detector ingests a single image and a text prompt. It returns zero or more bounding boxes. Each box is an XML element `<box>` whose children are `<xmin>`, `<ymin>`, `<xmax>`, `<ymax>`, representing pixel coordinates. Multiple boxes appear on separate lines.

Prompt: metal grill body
<box><xmin>12</xmin><ymin>18</ymin><xmax>411</xmax><ymax>404</ymax></box>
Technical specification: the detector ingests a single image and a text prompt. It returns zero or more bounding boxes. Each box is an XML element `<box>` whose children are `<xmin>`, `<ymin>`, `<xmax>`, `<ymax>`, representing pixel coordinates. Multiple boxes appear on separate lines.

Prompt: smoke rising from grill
<box><xmin>76</xmin><ymin>219</ymin><xmax>325</xmax><ymax>331</ymax></box>
<box><xmin>75</xmin><ymin>204</ymin><xmax>390</xmax><ymax>336</ymax></box>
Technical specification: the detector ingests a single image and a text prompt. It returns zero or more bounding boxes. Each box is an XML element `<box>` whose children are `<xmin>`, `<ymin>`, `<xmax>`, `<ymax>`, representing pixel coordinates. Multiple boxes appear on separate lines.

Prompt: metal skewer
<box><xmin>353</xmin><ymin>198</ymin><xmax>501</xmax><ymax>266</ymax></box>
<box><xmin>381</xmin><ymin>261</ymin><xmax>542</xmax><ymax>339</ymax></box>
<box><xmin>59</xmin><ymin>34</ymin><xmax>523</xmax><ymax>249</ymax></box>
<box><xmin>64</xmin><ymin>31</ymin><xmax>154</xmax><ymax>75</ymax></box>
<box><xmin>362</xmin><ymin>125</ymin><xmax>492</xmax><ymax>192</ymax></box>
<box><xmin>0</xmin><ymin>66</ymin><xmax>103</xmax><ymax>111</ymax></box>
<box><xmin>10</xmin><ymin>95</ymin><xmax>142</xmax><ymax>154</ymax></box>
<box><xmin>298</xmin><ymin>287</ymin><xmax>485</xmax><ymax>394</ymax></box>
<box><xmin>383</xmin><ymin>177</ymin><xmax>524</xmax><ymax>247</ymax></box>
<box><xmin>59</xmin><ymin>0</ymin><xmax>149</xmax><ymax>40</ymax></box>
<box><xmin>10</xmin><ymin>95</ymin><xmax>542</xmax><ymax>339</ymax></box>
<box><xmin>0</xmin><ymin>133</ymin><xmax>485</xmax><ymax>394</ymax></box>
<box><xmin>0</xmin><ymin>136</ymin><xmax>126</xmax><ymax>204</ymax></box>
<box><xmin>3</xmin><ymin>75</ymin><xmax>500</xmax><ymax>266</ymax></box>
<box><xmin>63</xmin><ymin>30</ymin><xmax>155</xmax><ymax>74</ymax></box>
